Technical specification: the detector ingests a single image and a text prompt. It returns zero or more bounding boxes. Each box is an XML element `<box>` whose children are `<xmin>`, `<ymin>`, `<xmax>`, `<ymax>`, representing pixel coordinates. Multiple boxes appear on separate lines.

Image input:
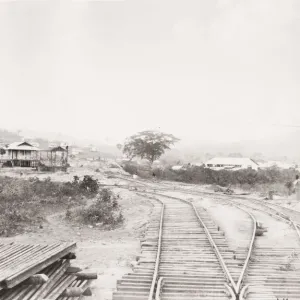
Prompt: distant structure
<box><xmin>0</xmin><ymin>141</ymin><xmax>40</xmax><ymax>167</ymax></box>
<box><xmin>39</xmin><ymin>146</ymin><xmax>69</xmax><ymax>171</ymax></box>
<box><xmin>171</xmin><ymin>165</ymin><xmax>183</xmax><ymax>171</ymax></box>
<box><xmin>204</xmin><ymin>157</ymin><xmax>259</xmax><ymax>171</ymax></box>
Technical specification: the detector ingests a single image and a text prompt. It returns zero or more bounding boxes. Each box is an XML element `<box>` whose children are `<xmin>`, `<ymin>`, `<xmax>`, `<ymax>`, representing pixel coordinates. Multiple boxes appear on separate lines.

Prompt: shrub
<box><xmin>66</xmin><ymin>188</ymin><xmax>124</xmax><ymax>227</ymax></box>
<box><xmin>70</xmin><ymin>175</ymin><xmax>100</xmax><ymax>195</ymax></box>
<box><xmin>285</xmin><ymin>181</ymin><xmax>294</xmax><ymax>195</ymax></box>
<box><xmin>122</xmin><ymin>163</ymin><xmax>138</xmax><ymax>175</ymax></box>
<box><xmin>151</xmin><ymin>167</ymin><xmax>164</xmax><ymax>178</ymax></box>
<box><xmin>79</xmin><ymin>175</ymin><xmax>100</xmax><ymax>194</ymax></box>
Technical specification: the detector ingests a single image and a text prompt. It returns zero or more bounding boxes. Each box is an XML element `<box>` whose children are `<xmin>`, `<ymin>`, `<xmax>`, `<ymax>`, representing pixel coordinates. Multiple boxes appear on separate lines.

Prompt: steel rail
<box><xmin>225</xmin><ymin>283</ymin><xmax>237</xmax><ymax>300</ymax></box>
<box><xmin>203</xmin><ymin>193</ymin><xmax>300</xmax><ymax>296</ymax></box>
<box><xmin>226</xmin><ymin>202</ymin><xmax>257</xmax><ymax>293</ymax></box>
<box><xmin>224</xmin><ymin>196</ymin><xmax>294</xmax><ymax>224</ymax></box>
<box><xmin>234</xmin><ymin>198</ymin><xmax>300</xmax><ymax>236</ymax></box>
<box><xmin>172</xmin><ymin>186</ymin><xmax>291</xmax><ymax>224</ymax></box>
<box><xmin>231</xmin><ymin>200</ymin><xmax>300</xmax><ymax>300</ymax></box>
<box><xmin>292</xmin><ymin>222</ymin><xmax>300</xmax><ymax>239</ymax></box>
<box><xmin>260</xmin><ymin>200</ymin><xmax>300</xmax><ymax>222</ymax></box>
<box><xmin>161</xmin><ymin>184</ymin><xmax>300</xmax><ymax>225</ymax></box>
<box><xmin>239</xmin><ymin>284</ymin><xmax>250</xmax><ymax>300</ymax></box>
<box><xmin>148</xmin><ymin>200</ymin><xmax>165</xmax><ymax>300</ymax></box>
<box><xmin>190</xmin><ymin>202</ymin><xmax>237</xmax><ymax>293</ymax></box>
<box><xmin>155</xmin><ymin>277</ymin><xmax>164</xmax><ymax>300</ymax></box>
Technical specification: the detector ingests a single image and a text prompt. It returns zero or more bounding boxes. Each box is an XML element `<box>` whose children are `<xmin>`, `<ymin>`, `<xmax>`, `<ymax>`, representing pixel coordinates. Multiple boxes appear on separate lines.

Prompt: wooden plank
<box><xmin>3</xmin><ymin>243</ymin><xmax>76</xmax><ymax>289</ymax></box>
<box><xmin>30</xmin><ymin>260</ymin><xmax>70</xmax><ymax>300</ymax></box>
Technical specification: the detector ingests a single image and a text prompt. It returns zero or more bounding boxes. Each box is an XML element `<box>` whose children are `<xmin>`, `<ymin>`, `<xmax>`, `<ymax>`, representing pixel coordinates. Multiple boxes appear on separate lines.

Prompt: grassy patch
<box><xmin>0</xmin><ymin>175</ymin><xmax>99</xmax><ymax>236</ymax></box>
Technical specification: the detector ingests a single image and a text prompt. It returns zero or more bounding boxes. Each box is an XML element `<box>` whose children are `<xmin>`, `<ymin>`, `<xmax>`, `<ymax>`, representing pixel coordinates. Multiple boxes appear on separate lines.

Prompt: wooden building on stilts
<box><xmin>0</xmin><ymin>142</ymin><xmax>69</xmax><ymax>171</ymax></box>
<box><xmin>0</xmin><ymin>141</ymin><xmax>39</xmax><ymax>167</ymax></box>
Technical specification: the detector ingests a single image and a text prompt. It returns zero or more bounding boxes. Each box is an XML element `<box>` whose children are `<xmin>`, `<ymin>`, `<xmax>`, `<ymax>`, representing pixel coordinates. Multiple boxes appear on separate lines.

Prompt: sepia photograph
<box><xmin>0</xmin><ymin>0</ymin><xmax>300</xmax><ymax>299</ymax></box>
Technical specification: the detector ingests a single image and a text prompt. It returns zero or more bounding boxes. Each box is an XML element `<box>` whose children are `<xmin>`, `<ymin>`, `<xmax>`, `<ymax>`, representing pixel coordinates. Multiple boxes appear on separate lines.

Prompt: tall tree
<box><xmin>123</xmin><ymin>130</ymin><xmax>179</xmax><ymax>163</ymax></box>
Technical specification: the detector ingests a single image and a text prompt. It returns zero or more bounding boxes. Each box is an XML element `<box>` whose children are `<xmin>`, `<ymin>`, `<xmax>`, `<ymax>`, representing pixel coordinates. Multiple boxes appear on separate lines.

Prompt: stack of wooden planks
<box><xmin>0</xmin><ymin>242</ymin><xmax>96</xmax><ymax>299</ymax></box>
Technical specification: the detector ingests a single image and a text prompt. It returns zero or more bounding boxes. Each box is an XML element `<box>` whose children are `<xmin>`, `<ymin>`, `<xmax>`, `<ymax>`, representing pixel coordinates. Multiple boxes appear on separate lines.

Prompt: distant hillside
<box><xmin>1</xmin><ymin>127</ymin><xmax>299</xmax><ymax>162</ymax></box>
<box><xmin>0</xmin><ymin>129</ymin><xmax>21</xmax><ymax>144</ymax></box>
<box><xmin>168</xmin><ymin>130</ymin><xmax>300</xmax><ymax>163</ymax></box>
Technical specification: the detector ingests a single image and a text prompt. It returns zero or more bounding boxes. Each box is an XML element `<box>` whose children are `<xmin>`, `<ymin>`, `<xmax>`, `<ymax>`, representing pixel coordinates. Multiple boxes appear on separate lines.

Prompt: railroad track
<box><xmin>223</xmin><ymin>197</ymin><xmax>300</xmax><ymax>300</ymax></box>
<box><xmin>110</xmin><ymin>177</ymin><xmax>300</xmax><ymax>299</ymax></box>
<box><xmin>151</xmin><ymin>189</ymin><xmax>300</xmax><ymax>300</ymax></box>
<box><xmin>112</xmin><ymin>190</ymin><xmax>257</xmax><ymax>300</ymax></box>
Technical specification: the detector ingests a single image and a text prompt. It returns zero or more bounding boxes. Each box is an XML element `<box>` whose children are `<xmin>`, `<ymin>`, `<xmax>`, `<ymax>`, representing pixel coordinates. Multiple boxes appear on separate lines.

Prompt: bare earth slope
<box><xmin>0</xmin><ymin>189</ymin><xmax>153</xmax><ymax>300</ymax></box>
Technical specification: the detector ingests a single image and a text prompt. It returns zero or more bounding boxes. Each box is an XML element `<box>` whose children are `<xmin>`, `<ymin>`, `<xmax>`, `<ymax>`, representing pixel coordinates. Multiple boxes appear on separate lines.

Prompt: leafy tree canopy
<box><xmin>123</xmin><ymin>130</ymin><xmax>180</xmax><ymax>163</ymax></box>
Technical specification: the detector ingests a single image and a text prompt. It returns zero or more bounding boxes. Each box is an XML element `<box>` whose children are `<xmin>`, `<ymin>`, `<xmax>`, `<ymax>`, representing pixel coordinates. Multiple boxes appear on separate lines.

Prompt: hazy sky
<box><xmin>0</xmin><ymin>0</ymin><xmax>299</xmax><ymax>143</ymax></box>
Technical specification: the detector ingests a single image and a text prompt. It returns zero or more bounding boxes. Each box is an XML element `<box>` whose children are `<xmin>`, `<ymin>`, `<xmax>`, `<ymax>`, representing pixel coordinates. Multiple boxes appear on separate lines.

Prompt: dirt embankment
<box><xmin>0</xmin><ymin>188</ymin><xmax>153</xmax><ymax>300</ymax></box>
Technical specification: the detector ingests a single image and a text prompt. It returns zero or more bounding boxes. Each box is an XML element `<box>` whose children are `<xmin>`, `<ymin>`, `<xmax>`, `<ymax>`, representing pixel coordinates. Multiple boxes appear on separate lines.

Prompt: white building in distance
<box><xmin>205</xmin><ymin>157</ymin><xmax>259</xmax><ymax>171</ymax></box>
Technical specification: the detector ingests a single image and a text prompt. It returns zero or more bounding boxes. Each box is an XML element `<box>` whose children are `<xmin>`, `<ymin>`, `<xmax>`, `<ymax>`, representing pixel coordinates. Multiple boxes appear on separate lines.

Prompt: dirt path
<box><xmin>0</xmin><ymin>189</ymin><xmax>153</xmax><ymax>300</ymax></box>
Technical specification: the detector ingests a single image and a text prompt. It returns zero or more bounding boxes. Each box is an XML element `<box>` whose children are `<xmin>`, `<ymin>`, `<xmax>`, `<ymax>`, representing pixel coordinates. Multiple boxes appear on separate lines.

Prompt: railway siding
<box><xmin>161</xmin><ymin>187</ymin><xmax>300</xmax><ymax>300</ymax></box>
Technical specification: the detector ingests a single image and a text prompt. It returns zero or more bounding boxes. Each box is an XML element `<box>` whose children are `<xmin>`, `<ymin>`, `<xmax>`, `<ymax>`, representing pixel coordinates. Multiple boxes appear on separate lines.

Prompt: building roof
<box><xmin>205</xmin><ymin>157</ymin><xmax>259</xmax><ymax>166</ymax></box>
<box><xmin>49</xmin><ymin>146</ymin><xmax>67</xmax><ymax>152</ymax></box>
<box><xmin>6</xmin><ymin>141</ymin><xmax>40</xmax><ymax>151</ymax></box>
<box><xmin>171</xmin><ymin>165</ymin><xmax>183</xmax><ymax>171</ymax></box>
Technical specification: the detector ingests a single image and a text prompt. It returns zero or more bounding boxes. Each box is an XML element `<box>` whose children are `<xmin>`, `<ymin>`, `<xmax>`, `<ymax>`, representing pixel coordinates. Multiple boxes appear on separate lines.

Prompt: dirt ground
<box><xmin>0</xmin><ymin>187</ymin><xmax>153</xmax><ymax>300</ymax></box>
<box><xmin>1</xmin><ymin>164</ymin><xmax>300</xmax><ymax>299</ymax></box>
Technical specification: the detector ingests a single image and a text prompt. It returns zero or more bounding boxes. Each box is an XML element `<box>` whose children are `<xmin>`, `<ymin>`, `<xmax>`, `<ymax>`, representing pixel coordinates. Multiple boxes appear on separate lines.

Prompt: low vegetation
<box><xmin>0</xmin><ymin>175</ymin><xmax>101</xmax><ymax>236</ymax></box>
<box><xmin>124</xmin><ymin>162</ymin><xmax>299</xmax><ymax>195</ymax></box>
<box><xmin>66</xmin><ymin>188</ymin><xmax>124</xmax><ymax>228</ymax></box>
